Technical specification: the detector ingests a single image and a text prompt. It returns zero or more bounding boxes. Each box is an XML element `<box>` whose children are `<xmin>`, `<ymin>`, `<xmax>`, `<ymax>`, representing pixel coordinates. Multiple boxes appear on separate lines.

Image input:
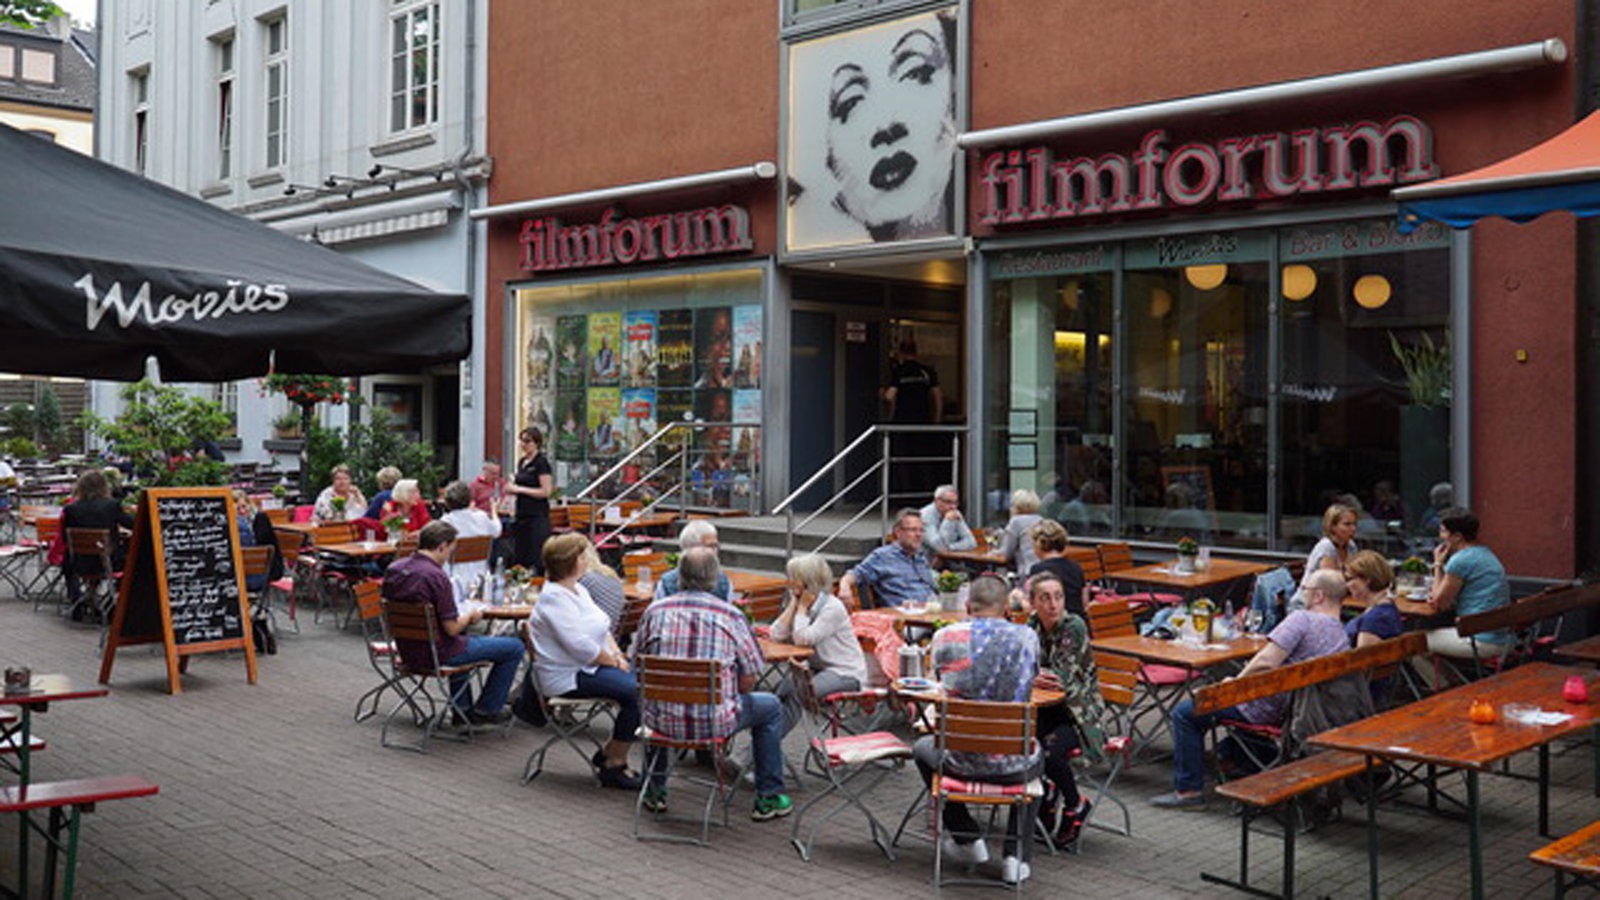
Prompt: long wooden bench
<box><xmin>1529</xmin><ymin>818</ymin><xmax>1600</xmax><ymax>898</ymax></box>
<box><xmin>0</xmin><ymin>774</ymin><xmax>160</xmax><ymax>898</ymax></box>
<box><xmin>1194</xmin><ymin>632</ymin><xmax>1428</xmax><ymax>900</ymax></box>
<box><xmin>1450</xmin><ymin>581</ymin><xmax>1600</xmax><ymax>679</ymax></box>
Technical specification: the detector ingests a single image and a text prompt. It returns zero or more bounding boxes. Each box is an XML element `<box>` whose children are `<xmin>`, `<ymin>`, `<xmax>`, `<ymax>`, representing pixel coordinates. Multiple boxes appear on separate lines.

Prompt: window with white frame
<box><xmin>131</xmin><ymin>69</ymin><xmax>149</xmax><ymax>175</ymax></box>
<box><xmin>263</xmin><ymin>14</ymin><xmax>288</xmax><ymax>169</ymax></box>
<box><xmin>213</xmin><ymin>383</ymin><xmax>239</xmax><ymax>436</ymax></box>
<box><xmin>213</xmin><ymin>34</ymin><xmax>235</xmax><ymax>179</ymax></box>
<box><xmin>389</xmin><ymin>1</ymin><xmax>440</xmax><ymax>133</ymax></box>
<box><xmin>19</xmin><ymin>47</ymin><xmax>55</xmax><ymax>84</ymax></box>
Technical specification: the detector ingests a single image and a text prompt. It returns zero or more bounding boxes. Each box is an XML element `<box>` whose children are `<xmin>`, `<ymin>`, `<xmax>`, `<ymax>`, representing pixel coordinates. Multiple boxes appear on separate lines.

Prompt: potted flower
<box><xmin>934</xmin><ymin>570</ymin><xmax>966</xmax><ymax>611</ymax></box>
<box><xmin>271</xmin><ymin>411</ymin><xmax>304</xmax><ymax>440</ymax></box>
<box><xmin>1397</xmin><ymin>556</ymin><xmax>1429</xmax><ymax>593</ymax></box>
<box><xmin>329</xmin><ymin>495</ymin><xmax>347</xmax><ymax>518</ymax></box>
<box><xmin>382</xmin><ymin>513</ymin><xmax>408</xmax><ymax>542</ymax></box>
<box><xmin>1175</xmin><ymin>536</ymin><xmax>1200</xmax><ymax>574</ymax></box>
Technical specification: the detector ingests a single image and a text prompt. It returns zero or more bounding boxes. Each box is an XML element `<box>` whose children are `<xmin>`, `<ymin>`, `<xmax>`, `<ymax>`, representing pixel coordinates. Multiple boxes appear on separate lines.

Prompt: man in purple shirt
<box><xmin>1151</xmin><ymin>568</ymin><xmax>1351</xmax><ymax>808</ymax></box>
<box><xmin>384</xmin><ymin>521</ymin><xmax>523</xmax><ymax>725</ymax></box>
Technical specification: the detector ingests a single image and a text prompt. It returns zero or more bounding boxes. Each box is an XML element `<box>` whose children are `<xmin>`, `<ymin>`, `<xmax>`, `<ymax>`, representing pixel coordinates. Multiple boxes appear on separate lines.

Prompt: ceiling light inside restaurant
<box><xmin>1281</xmin><ymin>264</ymin><xmax>1317</xmax><ymax>301</ymax></box>
<box><xmin>1184</xmin><ymin>264</ymin><xmax>1228</xmax><ymax>291</ymax></box>
<box><xmin>1353</xmin><ymin>274</ymin><xmax>1392</xmax><ymax>309</ymax></box>
<box><xmin>1149</xmin><ymin>287</ymin><xmax>1174</xmax><ymax>319</ymax></box>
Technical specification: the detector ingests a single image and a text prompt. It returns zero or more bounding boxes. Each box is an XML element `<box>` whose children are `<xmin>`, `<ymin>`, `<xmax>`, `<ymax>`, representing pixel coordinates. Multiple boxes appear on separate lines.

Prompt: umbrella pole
<box><xmin>298</xmin><ymin>402</ymin><xmax>314</xmax><ymax>504</ymax></box>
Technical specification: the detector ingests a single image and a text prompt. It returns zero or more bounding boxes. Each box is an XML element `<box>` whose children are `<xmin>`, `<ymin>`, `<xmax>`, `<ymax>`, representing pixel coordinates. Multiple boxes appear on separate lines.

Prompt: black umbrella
<box><xmin>0</xmin><ymin>121</ymin><xmax>470</xmax><ymax>381</ymax></box>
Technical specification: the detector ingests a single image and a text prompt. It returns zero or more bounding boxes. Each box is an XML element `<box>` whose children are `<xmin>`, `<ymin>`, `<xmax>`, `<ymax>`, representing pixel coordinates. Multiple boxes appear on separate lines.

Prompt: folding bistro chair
<box><xmin>928</xmin><ymin>697</ymin><xmax>1044</xmax><ymax>894</ymax></box>
<box><xmin>517</xmin><ymin>623</ymin><xmax>618</xmax><ymax>785</ymax></box>
<box><xmin>352</xmin><ymin>580</ymin><xmax>419</xmax><ymax>725</ymax></box>
<box><xmin>787</xmin><ymin>661</ymin><xmax>913</xmax><ymax>862</ymax></box>
<box><xmin>268</xmin><ymin>528</ymin><xmax>314</xmax><ymax>634</ymax></box>
<box><xmin>633</xmin><ymin>654</ymin><xmax>738</xmax><ymax>846</ymax></box>
<box><xmin>240</xmin><ymin>545</ymin><xmax>277</xmax><ymax>635</ymax></box>
<box><xmin>64</xmin><ymin>527</ymin><xmax>118</xmax><ymax>626</ymax></box>
<box><xmin>310</xmin><ymin>522</ymin><xmax>361</xmax><ymax>627</ymax></box>
<box><xmin>1074</xmin><ymin>650</ymin><xmax>1136</xmax><ymax>845</ymax></box>
<box><xmin>446</xmin><ymin>535</ymin><xmax>493</xmax><ymax>582</ymax></box>
<box><xmin>1086</xmin><ymin>598</ymin><xmax>1197</xmax><ymax>758</ymax></box>
<box><xmin>379</xmin><ymin>596</ymin><xmax>493</xmax><ymax>752</ymax></box>
<box><xmin>26</xmin><ymin>515</ymin><xmax>65</xmax><ymax>610</ymax></box>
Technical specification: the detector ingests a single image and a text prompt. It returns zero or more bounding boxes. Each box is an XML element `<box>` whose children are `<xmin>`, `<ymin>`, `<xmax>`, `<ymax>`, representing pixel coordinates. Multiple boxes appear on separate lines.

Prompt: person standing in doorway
<box><xmin>884</xmin><ymin>338</ymin><xmax>944</xmax><ymax>499</ymax></box>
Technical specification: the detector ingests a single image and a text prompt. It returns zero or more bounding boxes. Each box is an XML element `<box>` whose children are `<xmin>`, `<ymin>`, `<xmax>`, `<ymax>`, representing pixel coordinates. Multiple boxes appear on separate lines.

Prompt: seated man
<box><xmin>920</xmin><ymin>484</ymin><xmax>978</xmax><ymax>555</ymax></box>
<box><xmin>914</xmin><ymin>575</ymin><xmax>1043</xmax><ymax>885</ymax></box>
<box><xmin>1425</xmin><ymin>507</ymin><xmax>1511</xmax><ymax>658</ymax></box>
<box><xmin>634</xmin><ymin>546</ymin><xmax>790</xmax><ymax>820</ymax></box>
<box><xmin>653</xmin><ymin>519</ymin><xmax>732</xmax><ymax>601</ymax></box>
<box><xmin>384</xmin><ymin>521</ymin><xmax>523</xmax><ymax>725</ymax></box>
<box><xmin>838</xmin><ymin>508</ymin><xmax>936</xmax><ymax>609</ymax></box>
<box><xmin>1151</xmin><ymin>568</ymin><xmax>1351</xmax><ymax>809</ymax></box>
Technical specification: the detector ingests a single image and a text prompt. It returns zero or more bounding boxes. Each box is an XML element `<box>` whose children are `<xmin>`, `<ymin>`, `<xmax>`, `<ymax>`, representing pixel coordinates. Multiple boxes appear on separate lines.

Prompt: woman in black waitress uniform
<box><xmin>507</xmin><ymin>427</ymin><xmax>555</xmax><ymax>573</ymax></box>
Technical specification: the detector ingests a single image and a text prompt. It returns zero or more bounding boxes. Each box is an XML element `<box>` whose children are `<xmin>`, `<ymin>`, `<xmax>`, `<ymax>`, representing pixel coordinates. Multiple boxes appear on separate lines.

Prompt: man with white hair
<box><xmin>653</xmin><ymin>518</ymin><xmax>732</xmax><ymax>600</ymax></box>
<box><xmin>920</xmin><ymin>484</ymin><xmax>977</xmax><ymax>554</ymax></box>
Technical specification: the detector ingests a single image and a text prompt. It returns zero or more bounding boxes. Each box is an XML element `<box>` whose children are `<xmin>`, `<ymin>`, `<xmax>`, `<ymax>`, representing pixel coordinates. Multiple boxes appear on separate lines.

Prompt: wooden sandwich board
<box><xmin>98</xmin><ymin>487</ymin><xmax>258</xmax><ymax>694</ymax></box>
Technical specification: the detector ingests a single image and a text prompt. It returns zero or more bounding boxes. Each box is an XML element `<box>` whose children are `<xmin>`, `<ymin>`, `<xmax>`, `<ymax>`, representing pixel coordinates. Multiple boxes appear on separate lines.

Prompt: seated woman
<box><xmin>526</xmin><ymin>532</ymin><xmax>641</xmax><ymax>790</ymax></box>
<box><xmin>1344</xmin><ymin>550</ymin><xmax>1400</xmax><ymax>648</ymax></box>
<box><xmin>1021</xmin><ymin>520</ymin><xmax>1087</xmax><ymax>617</ymax></box>
<box><xmin>771</xmin><ymin>552</ymin><xmax>868</xmax><ymax>735</ymax></box>
<box><xmin>379</xmin><ymin>478</ymin><xmax>432</xmax><ymax>535</ymax></box>
<box><xmin>312</xmin><ymin>463</ymin><xmax>366</xmax><ymax>524</ymax></box>
<box><xmin>998</xmin><ymin>489</ymin><xmax>1044</xmax><ymax>576</ymax></box>
<box><xmin>1026</xmin><ymin>573</ymin><xmax>1107</xmax><ymax>849</ymax></box>
<box><xmin>577</xmin><ymin>541</ymin><xmax>626</xmax><ymax>631</ymax></box>
<box><xmin>232</xmin><ymin>489</ymin><xmax>281</xmax><ymax>592</ymax></box>
<box><xmin>1290</xmin><ymin>501</ymin><xmax>1359</xmax><ymax>610</ymax></box>
<box><xmin>438</xmin><ymin>480</ymin><xmax>500</xmax><ymax>593</ymax></box>
<box><xmin>60</xmin><ymin>469</ymin><xmax>133</xmax><ymax>610</ymax></box>
<box><xmin>1425</xmin><ymin>507</ymin><xmax>1511</xmax><ymax>658</ymax></box>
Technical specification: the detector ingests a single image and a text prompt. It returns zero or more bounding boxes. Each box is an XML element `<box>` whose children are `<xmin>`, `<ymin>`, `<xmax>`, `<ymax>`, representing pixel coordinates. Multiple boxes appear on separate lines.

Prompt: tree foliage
<box><xmin>302</xmin><ymin>407</ymin><xmax>443</xmax><ymax>502</ymax></box>
<box><xmin>0</xmin><ymin>1</ymin><xmax>64</xmax><ymax>28</ymax></box>
<box><xmin>81</xmin><ymin>380</ymin><xmax>233</xmax><ymax>486</ymax></box>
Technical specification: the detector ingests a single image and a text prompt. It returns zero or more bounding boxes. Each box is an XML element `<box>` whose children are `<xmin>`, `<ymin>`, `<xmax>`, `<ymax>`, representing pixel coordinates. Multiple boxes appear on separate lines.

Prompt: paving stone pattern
<box><xmin>0</xmin><ymin>584</ymin><xmax>1593</xmax><ymax>898</ymax></box>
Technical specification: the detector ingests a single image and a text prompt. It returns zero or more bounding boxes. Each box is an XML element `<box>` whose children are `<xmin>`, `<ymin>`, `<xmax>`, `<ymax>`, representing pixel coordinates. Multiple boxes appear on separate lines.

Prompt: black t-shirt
<box><xmin>1028</xmin><ymin>557</ymin><xmax>1086</xmax><ymax>618</ymax></box>
<box><xmin>514</xmin><ymin>452</ymin><xmax>552</xmax><ymax>520</ymax></box>
<box><xmin>888</xmin><ymin>358</ymin><xmax>939</xmax><ymax>423</ymax></box>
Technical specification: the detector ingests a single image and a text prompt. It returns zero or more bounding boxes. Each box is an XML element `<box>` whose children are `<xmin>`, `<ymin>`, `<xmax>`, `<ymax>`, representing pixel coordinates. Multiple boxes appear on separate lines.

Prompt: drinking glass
<box><xmin>1192</xmin><ymin>610</ymin><xmax>1211</xmax><ymax>639</ymax></box>
<box><xmin>1243</xmin><ymin>609</ymin><xmax>1265</xmax><ymax>634</ymax></box>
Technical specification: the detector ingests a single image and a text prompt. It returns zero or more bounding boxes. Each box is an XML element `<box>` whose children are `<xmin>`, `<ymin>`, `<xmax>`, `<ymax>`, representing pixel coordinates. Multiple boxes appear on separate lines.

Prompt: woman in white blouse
<box><xmin>527</xmin><ymin>532</ymin><xmax>641</xmax><ymax>789</ymax></box>
<box><xmin>771</xmin><ymin>553</ymin><xmax>869</xmax><ymax>734</ymax></box>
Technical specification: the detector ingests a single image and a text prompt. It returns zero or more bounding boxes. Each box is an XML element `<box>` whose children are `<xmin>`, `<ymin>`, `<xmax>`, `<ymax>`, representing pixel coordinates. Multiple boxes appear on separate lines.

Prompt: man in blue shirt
<box><xmin>654</xmin><ymin>519</ymin><xmax>731</xmax><ymax>601</ymax></box>
<box><xmin>839</xmin><ymin>508</ymin><xmax>935</xmax><ymax>608</ymax></box>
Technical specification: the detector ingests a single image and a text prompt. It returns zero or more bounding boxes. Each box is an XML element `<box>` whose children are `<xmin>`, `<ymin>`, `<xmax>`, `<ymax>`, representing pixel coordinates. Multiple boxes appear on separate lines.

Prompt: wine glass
<box><xmin>1243</xmin><ymin>608</ymin><xmax>1265</xmax><ymax>634</ymax></box>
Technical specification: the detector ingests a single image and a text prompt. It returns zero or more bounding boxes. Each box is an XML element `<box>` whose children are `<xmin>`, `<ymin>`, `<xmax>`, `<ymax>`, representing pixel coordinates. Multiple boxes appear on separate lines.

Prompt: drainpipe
<box><xmin>451</xmin><ymin>0</ymin><xmax>484</xmax><ymax>479</ymax></box>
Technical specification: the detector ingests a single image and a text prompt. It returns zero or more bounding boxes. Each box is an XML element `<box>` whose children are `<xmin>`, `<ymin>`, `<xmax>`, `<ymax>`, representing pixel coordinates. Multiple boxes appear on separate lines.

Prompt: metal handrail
<box><xmin>773</xmin><ymin>423</ymin><xmax>967</xmax><ymax>559</ymax></box>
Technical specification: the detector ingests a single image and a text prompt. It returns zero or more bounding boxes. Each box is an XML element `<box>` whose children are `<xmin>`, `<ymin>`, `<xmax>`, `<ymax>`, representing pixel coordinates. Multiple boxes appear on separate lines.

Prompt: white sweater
<box><xmin>528</xmin><ymin>581</ymin><xmax>610</xmax><ymax>696</ymax></box>
<box><xmin>770</xmin><ymin>592</ymin><xmax>868</xmax><ymax>686</ymax></box>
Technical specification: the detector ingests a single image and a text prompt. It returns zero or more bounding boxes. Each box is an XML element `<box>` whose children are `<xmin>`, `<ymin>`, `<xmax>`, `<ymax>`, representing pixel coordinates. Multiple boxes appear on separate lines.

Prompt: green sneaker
<box><xmin>642</xmin><ymin>786</ymin><xmax>668</xmax><ymax>814</ymax></box>
<box><xmin>751</xmin><ymin>793</ymin><xmax>793</xmax><ymax>821</ymax></box>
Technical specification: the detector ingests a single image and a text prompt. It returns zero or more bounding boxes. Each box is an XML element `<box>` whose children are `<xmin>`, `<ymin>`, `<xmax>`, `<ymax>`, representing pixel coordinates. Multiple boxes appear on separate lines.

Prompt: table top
<box><xmin>759</xmin><ymin>638</ymin><xmax>815</xmax><ymax>664</ymax></box>
<box><xmin>1554</xmin><ymin>634</ymin><xmax>1600</xmax><ymax>665</ymax></box>
<box><xmin>1090</xmin><ymin>633</ymin><xmax>1268</xmax><ymax>669</ymax></box>
<box><xmin>886</xmin><ymin>605</ymin><xmax>970</xmax><ymax>629</ymax></box>
<box><xmin>317</xmin><ymin>540</ymin><xmax>398</xmax><ymax>559</ymax></box>
<box><xmin>0</xmin><ymin>673</ymin><xmax>110</xmax><ymax>706</ymax></box>
<box><xmin>1106</xmin><ymin>558</ymin><xmax>1275</xmax><ymax>591</ymax></box>
<box><xmin>891</xmin><ymin>680</ymin><xmax>1066</xmax><ymax>707</ymax></box>
<box><xmin>1308</xmin><ymin>662</ymin><xmax>1600</xmax><ymax>770</ymax></box>
<box><xmin>586</xmin><ymin>511</ymin><xmax>679</xmax><ymax>532</ymax></box>
<box><xmin>936</xmin><ymin>547</ymin><xmax>1007</xmax><ymax>570</ymax></box>
<box><xmin>1342</xmin><ymin>593</ymin><xmax>1437</xmax><ymax>619</ymax></box>
<box><xmin>622</xmin><ymin>568</ymin><xmax>787</xmax><ymax>602</ymax></box>
<box><xmin>273</xmin><ymin>521</ymin><xmax>319</xmax><ymax>537</ymax></box>
<box><xmin>480</xmin><ymin>604</ymin><xmax>534</xmax><ymax>621</ymax></box>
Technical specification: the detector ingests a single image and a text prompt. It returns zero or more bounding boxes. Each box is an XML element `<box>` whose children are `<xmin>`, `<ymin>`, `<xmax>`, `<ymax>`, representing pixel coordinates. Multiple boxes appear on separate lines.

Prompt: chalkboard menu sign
<box><xmin>99</xmin><ymin>487</ymin><xmax>258</xmax><ymax>694</ymax></box>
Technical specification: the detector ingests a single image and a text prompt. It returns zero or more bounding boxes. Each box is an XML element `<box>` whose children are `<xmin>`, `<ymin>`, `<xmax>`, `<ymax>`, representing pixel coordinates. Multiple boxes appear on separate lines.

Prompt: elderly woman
<box><xmin>578</xmin><ymin>541</ymin><xmax>627</xmax><ymax>631</ymax></box>
<box><xmin>1027</xmin><ymin>573</ymin><xmax>1107</xmax><ymax>849</ymax></box>
<box><xmin>527</xmin><ymin>533</ymin><xmax>641</xmax><ymax>790</ymax></box>
<box><xmin>312</xmin><ymin>463</ymin><xmax>366</xmax><ymax>524</ymax></box>
<box><xmin>1344</xmin><ymin>550</ymin><xmax>1400</xmax><ymax>648</ymax></box>
<box><xmin>363</xmin><ymin>466</ymin><xmax>403</xmax><ymax>520</ymax></box>
<box><xmin>771</xmin><ymin>553</ymin><xmax>868</xmax><ymax>735</ymax></box>
<box><xmin>998</xmin><ymin>489</ymin><xmax>1044</xmax><ymax>575</ymax></box>
<box><xmin>379</xmin><ymin>478</ymin><xmax>432</xmax><ymax>534</ymax></box>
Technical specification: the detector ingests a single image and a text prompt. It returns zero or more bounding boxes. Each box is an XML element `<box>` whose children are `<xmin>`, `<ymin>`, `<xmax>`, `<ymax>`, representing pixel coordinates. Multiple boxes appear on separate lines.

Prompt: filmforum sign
<box><xmin>979</xmin><ymin>115</ymin><xmax>1438</xmax><ymax>225</ymax></box>
<box><xmin>520</xmin><ymin>205</ymin><xmax>753</xmax><ymax>273</ymax></box>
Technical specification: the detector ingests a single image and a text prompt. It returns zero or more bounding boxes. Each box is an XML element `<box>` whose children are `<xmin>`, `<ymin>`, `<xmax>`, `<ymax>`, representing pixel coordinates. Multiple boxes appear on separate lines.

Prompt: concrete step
<box><xmin>710</xmin><ymin>512</ymin><xmax>888</xmax><ymax>558</ymax></box>
<box><xmin>718</xmin><ymin>541</ymin><xmax>861</xmax><ymax>579</ymax></box>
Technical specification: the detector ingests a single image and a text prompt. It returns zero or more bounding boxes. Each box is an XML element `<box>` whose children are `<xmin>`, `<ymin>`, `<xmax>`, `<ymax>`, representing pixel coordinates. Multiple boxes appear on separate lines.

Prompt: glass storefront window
<box><xmin>985</xmin><ymin>217</ymin><xmax>1453</xmax><ymax>553</ymax></box>
<box><xmin>514</xmin><ymin>267</ymin><xmax>765</xmax><ymax>509</ymax></box>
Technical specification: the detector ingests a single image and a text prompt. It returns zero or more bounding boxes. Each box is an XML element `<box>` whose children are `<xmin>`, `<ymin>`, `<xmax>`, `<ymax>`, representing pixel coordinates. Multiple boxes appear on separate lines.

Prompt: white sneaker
<box><xmin>939</xmin><ymin>832</ymin><xmax>990</xmax><ymax>866</ymax></box>
<box><xmin>1001</xmin><ymin>856</ymin><xmax>1031</xmax><ymax>885</ymax></box>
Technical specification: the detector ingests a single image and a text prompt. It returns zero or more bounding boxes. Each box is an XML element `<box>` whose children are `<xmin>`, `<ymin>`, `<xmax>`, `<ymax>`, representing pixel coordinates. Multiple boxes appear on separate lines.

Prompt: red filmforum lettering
<box><xmin>519</xmin><ymin>205</ymin><xmax>753</xmax><ymax>273</ymax></box>
<box><xmin>979</xmin><ymin>116</ymin><xmax>1438</xmax><ymax>226</ymax></box>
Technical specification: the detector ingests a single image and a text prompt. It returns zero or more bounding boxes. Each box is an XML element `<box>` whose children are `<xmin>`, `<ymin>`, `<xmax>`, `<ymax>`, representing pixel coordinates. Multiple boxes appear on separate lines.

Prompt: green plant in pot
<box><xmin>1389</xmin><ymin>331</ymin><xmax>1452</xmax><ymax>532</ymax></box>
<box><xmin>1175</xmin><ymin>535</ymin><xmax>1200</xmax><ymax>573</ymax></box>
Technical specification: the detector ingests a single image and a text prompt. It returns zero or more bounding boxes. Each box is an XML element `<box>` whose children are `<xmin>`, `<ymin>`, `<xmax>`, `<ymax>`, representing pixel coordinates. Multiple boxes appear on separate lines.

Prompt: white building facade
<box><xmin>91</xmin><ymin>0</ymin><xmax>489</xmax><ymax>479</ymax></box>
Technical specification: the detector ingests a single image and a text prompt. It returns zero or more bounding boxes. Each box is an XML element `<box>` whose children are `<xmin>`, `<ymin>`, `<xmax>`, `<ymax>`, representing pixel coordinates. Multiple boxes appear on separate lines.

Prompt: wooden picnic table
<box><xmin>1556</xmin><ymin>634</ymin><xmax>1600</xmax><ymax>666</ymax></box>
<box><xmin>1105</xmin><ymin>557</ymin><xmax>1275</xmax><ymax>599</ymax></box>
<box><xmin>1308</xmin><ymin>662</ymin><xmax>1600</xmax><ymax>900</ymax></box>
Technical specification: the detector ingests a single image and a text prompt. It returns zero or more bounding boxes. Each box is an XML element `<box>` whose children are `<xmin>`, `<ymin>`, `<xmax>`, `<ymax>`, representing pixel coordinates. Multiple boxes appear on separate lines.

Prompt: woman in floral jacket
<box><xmin>1027</xmin><ymin>572</ymin><xmax>1108</xmax><ymax>848</ymax></box>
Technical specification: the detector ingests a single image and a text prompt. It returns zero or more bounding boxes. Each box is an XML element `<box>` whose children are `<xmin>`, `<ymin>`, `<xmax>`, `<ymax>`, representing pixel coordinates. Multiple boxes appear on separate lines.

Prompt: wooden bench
<box><xmin>1529</xmin><ymin>818</ymin><xmax>1600</xmax><ymax>898</ymax></box>
<box><xmin>0</xmin><ymin>774</ymin><xmax>159</xmax><ymax>898</ymax></box>
<box><xmin>1450</xmin><ymin>581</ymin><xmax>1600</xmax><ymax>679</ymax></box>
<box><xmin>1194</xmin><ymin>632</ymin><xmax>1428</xmax><ymax>900</ymax></box>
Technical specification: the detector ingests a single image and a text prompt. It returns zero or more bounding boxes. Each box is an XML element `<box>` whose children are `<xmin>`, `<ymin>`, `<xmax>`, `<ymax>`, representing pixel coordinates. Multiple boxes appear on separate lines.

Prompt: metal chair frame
<box><xmin>927</xmin><ymin>696</ymin><xmax>1042</xmax><ymax>894</ymax></box>
<box><xmin>379</xmin><ymin>596</ymin><xmax>491</xmax><ymax>753</ymax></box>
<box><xmin>632</xmin><ymin>654</ymin><xmax>738</xmax><ymax>846</ymax></box>
<box><xmin>517</xmin><ymin>623</ymin><xmax>618</xmax><ymax>785</ymax></box>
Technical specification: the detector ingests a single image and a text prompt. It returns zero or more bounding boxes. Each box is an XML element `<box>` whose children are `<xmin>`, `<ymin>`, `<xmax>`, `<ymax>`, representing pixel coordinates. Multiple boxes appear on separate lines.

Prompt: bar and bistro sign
<box><xmin>978</xmin><ymin>115</ymin><xmax>1438</xmax><ymax>225</ymax></box>
<box><xmin>520</xmin><ymin>204</ymin><xmax>753</xmax><ymax>273</ymax></box>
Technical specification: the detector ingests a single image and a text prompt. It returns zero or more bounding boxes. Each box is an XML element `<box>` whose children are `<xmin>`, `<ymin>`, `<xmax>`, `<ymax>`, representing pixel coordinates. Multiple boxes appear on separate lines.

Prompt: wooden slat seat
<box><xmin>0</xmin><ymin>773</ymin><xmax>159</xmax><ymax>813</ymax></box>
<box><xmin>1529</xmin><ymin>818</ymin><xmax>1600</xmax><ymax>897</ymax></box>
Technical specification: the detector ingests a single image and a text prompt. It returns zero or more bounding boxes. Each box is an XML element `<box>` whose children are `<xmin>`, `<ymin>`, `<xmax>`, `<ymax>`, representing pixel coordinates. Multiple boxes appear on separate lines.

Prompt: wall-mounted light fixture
<box><xmin>368</xmin><ymin>163</ymin><xmax>445</xmax><ymax>183</ymax></box>
<box><xmin>1281</xmin><ymin>264</ymin><xmax>1318</xmax><ymax>301</ymax></box>
<box><xmin>283</xmin><ymin>182</ymin><xmax>346</xmax><ymax>198</ymax></box>
<box><xmin>1184</xmin><ymin>264</ymin><xmax>1228</xmax><ymax>291</ymax></box>
<box><xmin>1353</xmin><ymin>274</ymin><xmax>1392</xmax><ymax>309</ymax></box>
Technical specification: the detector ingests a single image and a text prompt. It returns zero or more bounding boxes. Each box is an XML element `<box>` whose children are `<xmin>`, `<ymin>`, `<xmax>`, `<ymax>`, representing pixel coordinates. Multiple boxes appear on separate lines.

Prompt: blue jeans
<box><xmin>566</xmin><ymin>666</ymin><xmax>641</xmax><ymax>743</ymax></box>
<box><xmin>646</xmin><ymin>691</ymin><xmax>787</xmax><ymax>797</ymax></box>
<box><xmin>444</xmin><ymin>635</ymin><xmax>524</xmax><ymax>714</ymax></box>
<box><xmin>1171</xmin><ymin>699</ymin><xmax>1241</xmax><ymax>793</ymax></box>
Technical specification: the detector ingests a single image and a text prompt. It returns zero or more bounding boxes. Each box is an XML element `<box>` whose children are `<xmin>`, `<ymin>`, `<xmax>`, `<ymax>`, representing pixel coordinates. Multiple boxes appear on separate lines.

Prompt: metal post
<box><xmin>880</xmin><ymin>431</ymin><xmax>892</xmax><ymax>535</ymax></box>
<box><xmin>680</xmin><ymin>426</ymin><xmax>690</xmax><ymax>517</ymax></box>
<box><xmin>785</xmin><ymin>507</ymin><xmax>794</xmax><ymax>559</ymax></box>
<box><xmin>949</xmin><ymin>431</ymin><xmax>959</xmax><ymax>487</ymax></box>
<box><xmin>1466</xmin><ymin>769</ymin><xmax>1482</xmax><ymax>900</ymax></box>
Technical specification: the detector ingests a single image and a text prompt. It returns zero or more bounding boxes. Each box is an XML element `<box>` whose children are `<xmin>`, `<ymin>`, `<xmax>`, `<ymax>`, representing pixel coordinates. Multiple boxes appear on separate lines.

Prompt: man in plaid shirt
<box><xmin>634</xmin><ymin>546</ymin><xmax>791</xmax><ymax>820</ymax></box>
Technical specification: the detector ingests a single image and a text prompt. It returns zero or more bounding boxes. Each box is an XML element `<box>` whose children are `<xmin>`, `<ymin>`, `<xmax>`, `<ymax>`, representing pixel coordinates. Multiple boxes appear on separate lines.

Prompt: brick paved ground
<box><xmin>0</xmin><ymin>582</ymin><xmax>1594</xmax><ymax>898</ymax></box>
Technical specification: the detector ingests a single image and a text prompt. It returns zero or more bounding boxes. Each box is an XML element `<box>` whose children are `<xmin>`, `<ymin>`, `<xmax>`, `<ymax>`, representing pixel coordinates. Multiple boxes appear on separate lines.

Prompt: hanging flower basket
<box><xmin>260</xmin><ymin>374</ymin><xmax>353</xmax><ymax>408</ymax></box>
